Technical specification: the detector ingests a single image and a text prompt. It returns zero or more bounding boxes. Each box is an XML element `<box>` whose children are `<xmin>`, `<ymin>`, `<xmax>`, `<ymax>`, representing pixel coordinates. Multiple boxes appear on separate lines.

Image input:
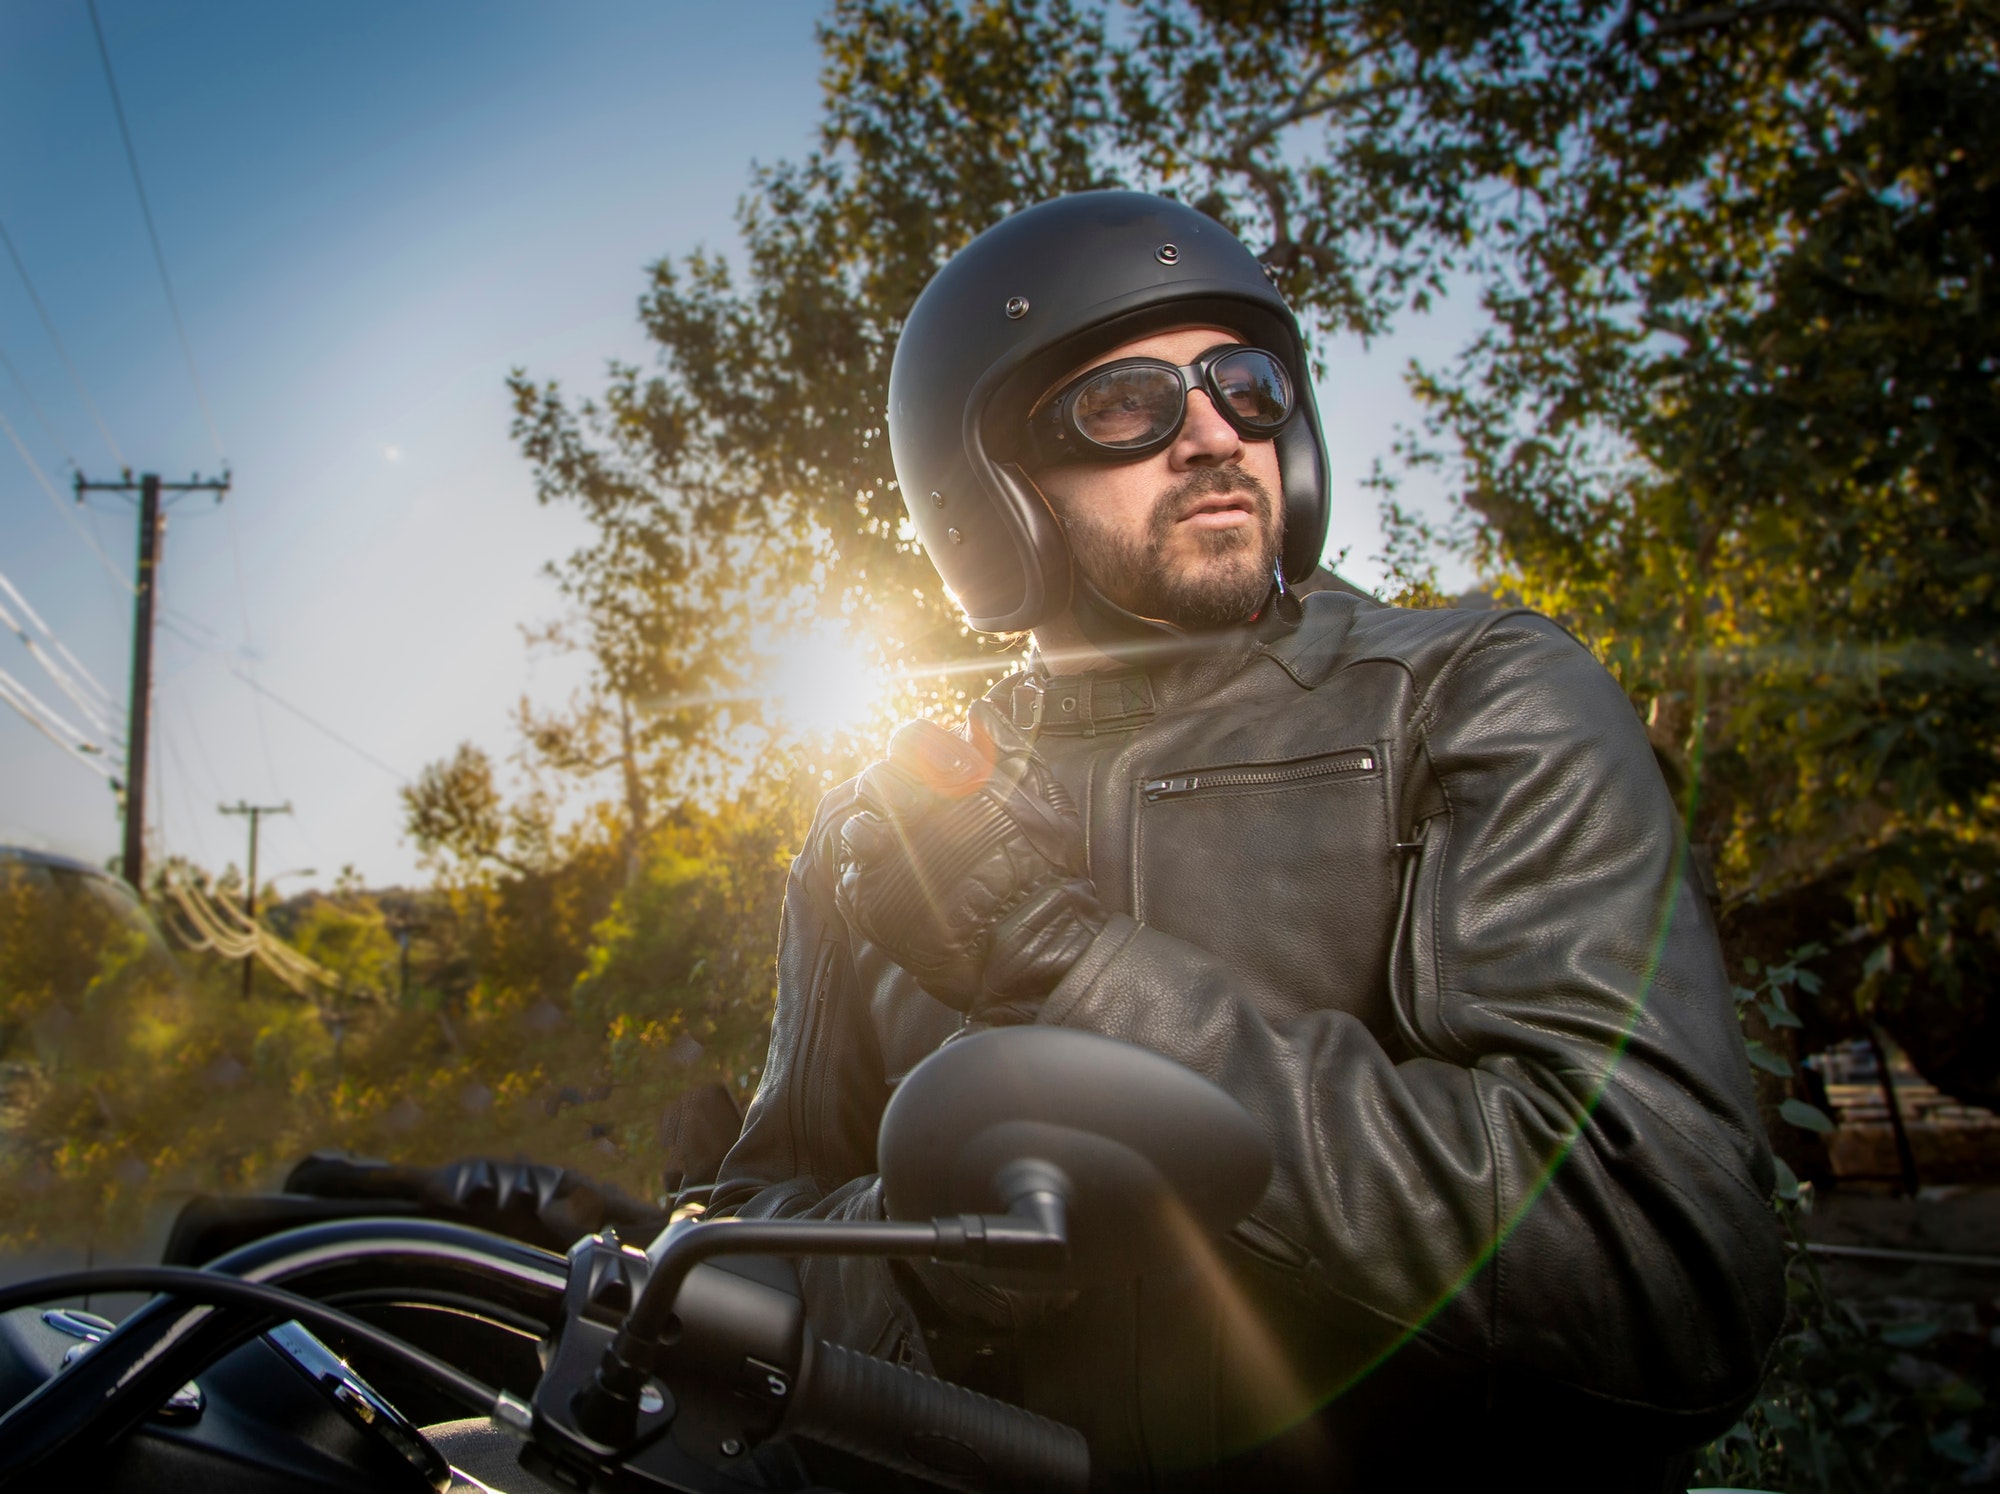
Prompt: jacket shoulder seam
<box><xmin>1409</xmin><ymin>607</ymin><xmax>1550</xmax><ymax>736</ymax></box>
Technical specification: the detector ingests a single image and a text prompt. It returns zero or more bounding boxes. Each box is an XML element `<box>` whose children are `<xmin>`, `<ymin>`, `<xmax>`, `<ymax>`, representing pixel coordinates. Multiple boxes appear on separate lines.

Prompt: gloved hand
<box><xmin>283</xmin><ymin>1151</ymin><xmax>669</xmax><ymax>1253</ymax></box>
<box><xmin>837</xmin><ymin>699</ymin><xmax>1105</xmax><ymax>1023</ymax></box>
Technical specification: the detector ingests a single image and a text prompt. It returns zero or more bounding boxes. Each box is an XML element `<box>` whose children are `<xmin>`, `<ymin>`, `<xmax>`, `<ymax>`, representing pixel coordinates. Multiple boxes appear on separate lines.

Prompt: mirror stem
<box><xmin>992</xmin><ymin>1158</ymin><xmax>1071</xmax><ymax>1270</ymax></box>
<box><xmin>584</xmin><ymin>1188</ymin><xmax>1074</xmax><ymax>1438</ymax></box>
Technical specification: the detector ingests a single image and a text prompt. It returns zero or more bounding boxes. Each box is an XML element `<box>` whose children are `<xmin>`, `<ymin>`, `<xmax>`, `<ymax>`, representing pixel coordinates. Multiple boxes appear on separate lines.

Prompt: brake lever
<box><xmin>524</xmin><ymin>1227</ymin><xmax>803</xmax><ymax>1491</ymax></box>
<box><xmin>528</xmin><ymin>1179</ymin><xmax>1070</xmax><ymax>1490</ymax></box>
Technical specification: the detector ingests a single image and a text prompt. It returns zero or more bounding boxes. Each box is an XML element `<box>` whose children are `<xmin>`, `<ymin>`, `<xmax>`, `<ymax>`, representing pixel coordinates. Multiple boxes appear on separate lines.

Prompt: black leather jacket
<box><xmin>712</xmin><ymin>592</ymin><xmax>1784</xmax><ymax>1489</ymax></box>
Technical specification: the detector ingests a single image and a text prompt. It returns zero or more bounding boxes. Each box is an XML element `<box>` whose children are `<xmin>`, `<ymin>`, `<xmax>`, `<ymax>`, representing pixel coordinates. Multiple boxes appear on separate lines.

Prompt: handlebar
<box><xmin>0</xmin><ymin>1212</ymin><xmax>1092</xmax><ymax>1494</ymax></box>
<box><xmin>0</xmin><ymin>1218</ymin><xmax>566</xmax><ymax>1490</ymax></box>
<box><xmin>790</xmin><ymin>1336</ymin><xmax>1088</xmax><ymax>1494</ymax></box>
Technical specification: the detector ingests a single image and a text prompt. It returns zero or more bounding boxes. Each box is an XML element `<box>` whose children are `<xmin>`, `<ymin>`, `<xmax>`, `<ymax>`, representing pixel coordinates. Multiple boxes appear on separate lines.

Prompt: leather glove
<box><xmin>284</xmin><ymin>1150</ymin><xmax>669</xmax><ymax>1253</ymax></box>
<box><xmin>837</xmin><ymin>699</ymin><xmax>1106</xmax><ymax>1023</ymax></box>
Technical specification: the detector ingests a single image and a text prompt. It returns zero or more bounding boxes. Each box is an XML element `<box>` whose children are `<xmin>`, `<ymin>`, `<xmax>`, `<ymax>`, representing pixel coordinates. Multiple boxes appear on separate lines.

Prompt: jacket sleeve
<box><xmin>1036</xmin><ymin>613</ymin><xmax>1785</xmax><ymax>1436</ymax></box>
<box><xmin>706</xmin><ymin>786</ymin><xmax>936</xmax><ymax>1362</ymax></box>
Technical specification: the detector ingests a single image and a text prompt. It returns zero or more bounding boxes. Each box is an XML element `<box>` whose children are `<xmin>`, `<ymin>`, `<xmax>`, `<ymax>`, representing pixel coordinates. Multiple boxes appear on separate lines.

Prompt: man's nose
<box><xmin>1170</xmin><ymin>390</ymin><xmax>1243</xmax><ymax>468</ymax></box>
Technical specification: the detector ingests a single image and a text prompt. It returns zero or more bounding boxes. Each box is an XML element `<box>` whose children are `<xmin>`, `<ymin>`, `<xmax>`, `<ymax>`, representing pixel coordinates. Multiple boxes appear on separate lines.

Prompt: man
<box><xmin>710</xmin><ymin>191</ymin><xmax>1784</xmax><ymax>1490</ymax></box>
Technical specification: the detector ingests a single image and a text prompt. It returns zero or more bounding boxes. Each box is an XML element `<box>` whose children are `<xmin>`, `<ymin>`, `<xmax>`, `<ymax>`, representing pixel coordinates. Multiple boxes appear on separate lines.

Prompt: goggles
<box><xmin>1027</xmin><ymin>344</ymin><xmax>1294</xmax><ymax>466</ymax></box>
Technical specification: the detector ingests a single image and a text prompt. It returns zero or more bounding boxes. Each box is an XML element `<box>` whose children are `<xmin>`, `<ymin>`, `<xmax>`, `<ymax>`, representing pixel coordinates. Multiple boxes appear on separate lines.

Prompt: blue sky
<box><xmin>0</xmin><ymin>1</ymin><xmax>1474</xmax><ymax>890</ymax></box>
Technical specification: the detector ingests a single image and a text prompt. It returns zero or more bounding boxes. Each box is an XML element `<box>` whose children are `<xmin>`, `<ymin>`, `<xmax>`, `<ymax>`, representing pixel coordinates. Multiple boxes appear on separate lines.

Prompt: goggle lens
<box><xmin>1036</xmin><ymin>346</ymin><xmax>1294</xmax><ymax>464</ymax></box>
<box><xmin>1071</xmin><ymin>366</ymin><xmax>1186</xmax><ymax>450</ymax></box>
<box><xmin>1209</xmin><ymin>349</ymin><xmax>1291</xmax><ymax>430</ymax></box>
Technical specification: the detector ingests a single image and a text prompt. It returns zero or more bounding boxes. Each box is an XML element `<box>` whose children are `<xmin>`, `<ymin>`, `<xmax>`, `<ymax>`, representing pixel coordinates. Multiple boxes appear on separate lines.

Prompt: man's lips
<box><xmin>1174</xmin><ymin>493</ymin><xmax>1256</xmax><ymax>529</ymax></box>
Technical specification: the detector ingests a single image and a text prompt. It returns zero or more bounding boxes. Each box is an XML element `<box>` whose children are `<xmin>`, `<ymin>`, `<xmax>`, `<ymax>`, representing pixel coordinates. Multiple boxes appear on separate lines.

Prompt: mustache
<box><xmin>1148</xmin><ymin>466</ymin><xmax>1275</xmax><ymax>536</ymax></box>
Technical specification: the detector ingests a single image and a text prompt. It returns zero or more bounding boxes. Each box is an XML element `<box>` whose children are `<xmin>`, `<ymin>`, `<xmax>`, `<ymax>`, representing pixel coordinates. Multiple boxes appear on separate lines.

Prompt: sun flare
<box><xmin>760</xmin><ymin>624</ymin><xmax>887</xmax><ymax>741</ymax></box>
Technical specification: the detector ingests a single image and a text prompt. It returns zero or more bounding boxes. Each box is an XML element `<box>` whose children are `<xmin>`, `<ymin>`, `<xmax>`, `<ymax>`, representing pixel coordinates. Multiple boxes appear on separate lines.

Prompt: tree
<box><xmin>403</xmin><ymin>741</ymin><xmax>553</xmax><ymax>879</ymax></box>
<box><xmin>512</xmin><ymin>0</ymin><xmax>1998</xmax><ymax>1096</ymax></box>
<box><xmin>288</xmin><ymin>889</ymin><xmax>399</xmax><ymax>1006</ymax></box>
<box><xmin>1104</xmin><ymin>0</ymin><xmax>2000</xmax><ymax>1092</ymax></box>
<box><xmin>503</xmin><ymin>0</ymin><xmax>1124</xmax><ymax>779</ymax></box>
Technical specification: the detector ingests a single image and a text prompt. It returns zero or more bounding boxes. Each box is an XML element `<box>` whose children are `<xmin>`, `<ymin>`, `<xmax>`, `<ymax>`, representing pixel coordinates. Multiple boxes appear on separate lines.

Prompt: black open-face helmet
<box><xmin>888</xmin><ymin>191</ymin><xmax>1330</xmax><ymax>634</ymax></box>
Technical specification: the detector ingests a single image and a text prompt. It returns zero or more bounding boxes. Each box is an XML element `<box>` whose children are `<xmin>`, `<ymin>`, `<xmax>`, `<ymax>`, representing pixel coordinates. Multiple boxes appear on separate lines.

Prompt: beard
<box><xmin>1061</xmin><ymin>467</ymin><xmax>1284</xmax><ymax>629</ymax></box>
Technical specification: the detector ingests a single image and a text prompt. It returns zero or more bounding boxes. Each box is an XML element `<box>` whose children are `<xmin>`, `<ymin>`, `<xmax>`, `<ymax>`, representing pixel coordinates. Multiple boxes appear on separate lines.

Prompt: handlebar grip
<box><xmin>786</xmin><ymin>1336</ymin><xmax>1088</xmax><ymax>1494</ymax></box>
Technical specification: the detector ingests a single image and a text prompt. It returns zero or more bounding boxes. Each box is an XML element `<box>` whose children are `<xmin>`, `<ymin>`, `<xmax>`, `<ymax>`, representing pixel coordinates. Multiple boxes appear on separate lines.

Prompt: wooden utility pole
<box><xmin>220</xmin><ymin>799</ymin><xmax>290</xmax><ymax>999</ymax></box>
<box><xmin>74</xmin><ymin>469</ymin><xmax>230</xmax><ymax>889</ymax></box>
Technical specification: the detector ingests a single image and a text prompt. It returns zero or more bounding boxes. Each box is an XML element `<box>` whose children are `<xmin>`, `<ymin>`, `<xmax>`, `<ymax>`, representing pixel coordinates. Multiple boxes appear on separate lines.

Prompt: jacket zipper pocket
<box><xmin>1141</xmin><ymin>748</ymin><xmax>1376</xmax><ymax>802</ymax></box>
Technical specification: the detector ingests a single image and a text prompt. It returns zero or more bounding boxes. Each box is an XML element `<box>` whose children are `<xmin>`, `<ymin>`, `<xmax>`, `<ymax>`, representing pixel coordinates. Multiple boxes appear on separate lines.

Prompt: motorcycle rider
<box><xmin>708</xmin><ymin>191</ymin><xmax>1785</xmax><ymax>1491</ymax></box>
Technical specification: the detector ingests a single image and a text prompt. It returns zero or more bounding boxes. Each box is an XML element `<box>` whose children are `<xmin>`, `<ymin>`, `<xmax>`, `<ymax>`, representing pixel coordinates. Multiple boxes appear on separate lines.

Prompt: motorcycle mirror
<box><xmin>877</xmin><ymin>1027</ymin><xmax>1272</xmax><ymax>1283</ymax></box>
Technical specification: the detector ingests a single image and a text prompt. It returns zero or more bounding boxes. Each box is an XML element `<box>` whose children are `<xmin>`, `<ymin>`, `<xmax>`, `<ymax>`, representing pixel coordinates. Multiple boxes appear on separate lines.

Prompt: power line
<box><xmin>159</xmin><ymin>719</ymin><xmax>215</xmax><ymax>866</ymax></box>
<box><xmin>248</xmin><ymin>664</ymin><xmax>282</xmax><ymax>795</ymax></box>
<box><xmin>0</xmin><ymin>695</ymin><xmax>111</xmax><ymax>778</ymax></box>
<box><xmin>0</xmin><ymin>663</ymin><xmax>98</xmax><ymax>750</ymax></box>
<box><xmin>80</xmin><ymin>0</ymin><xmax>263</xmax><ymax>815</ymax></box>
<box><xmin>0</xmin><ymin>667</ymin><xmax>112</xmax><ymax>779</ymax></box>
<box><xmin>215</xmin><ymin>494</ymin><xmax>280</xmax><ymax>794</ymax></box>
<box><xmin>0</xmin><ymin>568</ymin><xmax>116</xmax><ymax>708</ymax></box>
<box><xmin>169</xmin><ymin>684</ymin><xmax>225</xmax><ymax>804</ymax></box>
<box><xmin>0</xmin><ymin>405</ymin><xmax>132</xmax><ymax>591</ymax></box>
<box><xmin>0</xmin><ymin>578</ymin><xmax>118</xmax><ymax>740</ymax></box>
<box><xmin>152</xmin><ymin>604</ymin><xmax>407</xmax><ymax>782</ymax></box>
<box><xmin>0</xmin><ymin>338</ymin><xmax>75</xmax><ymax>468</ymax></box>
<box><xmin>153</xmin><ymin>593</ymin><xmax>225</xmax><ymax>816</ymax></box>
<box><xmin>222</xmin><ymin>502</ymin><xmax>257</xmax><ymax>650</ymax></box>
<box><xmin>84</xmin><ymin>0</ymin><xmax>225</xmax><ymax>464</ymax></box>
<box><xmin>159</xmin><ymin>604</ymin><xmax>232</xmax><ymax>653</ymax></box>
<box><xmin>149</xmin><ymin>608</ymin><xmax>407</xmax><ymax>793</ymax></box>
<box><xmin>0</xmin><ymin>334</ymin><xmax>127</xmax><ymax>615</ymax></box>
<box><xmin>153</xmin><ymin>536</ymin><xmax>286</xmax><ymax>836</ymax></box>
<box><xmin>226</xmin><ymin>664</ymin><xmax>408</xmax><ymax>782</ymax></box>
<box><xmin>158</xmin><ymin>863</ymin><xmax>333</xmax><ymax>993</ymax></box>
<box><xmin>0</xmin><ymin>215</ymin><xmax>124</xmax><ymax>467</ymax></box>
<box><xmin>77</xmin><ymin>494</ymin><xmax>131</xmax><ymax>617</ymax></box>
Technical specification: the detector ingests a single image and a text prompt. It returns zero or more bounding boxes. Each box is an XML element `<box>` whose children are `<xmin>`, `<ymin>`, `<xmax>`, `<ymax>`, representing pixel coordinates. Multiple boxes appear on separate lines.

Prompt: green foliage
<box><xmin>508</xmin><ymin>2</ymin><xmax>2000</xmax><ymax>1063</ymax></box>
<box><xmin>569</xmin><ymin>774</ymin><xmax>817</xmax><ymax>1076</ymax></box>
<box><xmin>1696</xmin><ymin>944</ymin><xmax>1992</xmax><ymax>1486</ymax></box>
<box><xmin>1371</xmin><ymin>492</ymin><xmax>1457</xmax><ymax>610</ymax></box>
<box><xmin>0</xmin><ymin>857</ymin><xmax>181</xmax><ymax>1073</ymax></box>
<box><xmin>286</xmin><ymin>892</ymin><xmax>399</xmax><ymax>1004</ymax></box>
<box><xmin>0</xmin><ymin>769</ymin><xmax>826</xmax><ymax>1252</ymax></box>
<box><xmin>403</xmin><ymin>741</ymin><xmax>553</xmax><ymax>879</ymax></box>
<box><xmin>1089</xmin><ymin>0</ymin><xmax>2000</xmax><ymax>1039</ymax></box>
<box><xmin>1733</xmin><ymin>945</ymin><xmax>1835</xmax><ymax>1194</ymax></box>
<box><xmin>1694</xmin><ymin>1208</ymin><xmax>1995</xmax><ymax>1491</ymax></box>
<box><xmin>504</xmin><ymin>0</ymin><xmax>1124</xmax><ymax>792</ymax></box>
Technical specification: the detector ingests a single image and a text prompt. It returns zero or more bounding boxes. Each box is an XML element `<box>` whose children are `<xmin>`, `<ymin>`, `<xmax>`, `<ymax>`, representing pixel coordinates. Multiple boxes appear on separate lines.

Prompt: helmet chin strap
<box><xmin>1038</xmin><ymin>562</ymin><xmax>1290</xmax><ymax>670</ymax></box>
<box><xmin>1066</xmin><ymin>571</ymin><xmax>1188</xmax><ymax>654</ymax></box>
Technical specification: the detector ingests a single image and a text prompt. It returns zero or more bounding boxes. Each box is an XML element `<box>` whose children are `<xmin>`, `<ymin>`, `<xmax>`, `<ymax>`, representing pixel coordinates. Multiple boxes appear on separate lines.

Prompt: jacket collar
<box><xmin>1018</xmin><ymin>575</ymin><xmax>1322</xmax><ymax>727</ymax></box>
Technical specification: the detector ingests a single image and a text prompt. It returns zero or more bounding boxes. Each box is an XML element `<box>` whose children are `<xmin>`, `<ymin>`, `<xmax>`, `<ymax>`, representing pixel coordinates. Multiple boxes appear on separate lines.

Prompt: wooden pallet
<box><xmin>1820</xmin><ymin>1080</ymin><xmax>2000</xmax><ymax>1183</ymax></box>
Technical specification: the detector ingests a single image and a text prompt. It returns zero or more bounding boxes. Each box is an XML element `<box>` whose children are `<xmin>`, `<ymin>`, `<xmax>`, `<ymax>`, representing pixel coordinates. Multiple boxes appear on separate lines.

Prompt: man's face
<box><xmin>1031</xmin><ymin>326</ymin><xmax>1285</xmax><ymax>629</ymax></box>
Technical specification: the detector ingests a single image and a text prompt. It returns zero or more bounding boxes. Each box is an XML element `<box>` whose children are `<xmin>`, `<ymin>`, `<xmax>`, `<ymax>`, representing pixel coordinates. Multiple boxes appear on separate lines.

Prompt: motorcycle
<box><xmin>0</xmin><ymin>1026</ymin><xmax>1272</xmax><ymax>1492</ymax></box>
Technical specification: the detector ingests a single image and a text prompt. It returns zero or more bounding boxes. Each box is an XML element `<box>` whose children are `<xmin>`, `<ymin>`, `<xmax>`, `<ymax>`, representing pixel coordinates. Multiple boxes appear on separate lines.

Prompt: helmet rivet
<box><xmin>947</xmin><ymin>527</ymin><xmax>964</xmax><ymax>544</ymax></box>
<box><xmin>930</xmin><ymin>491</ymin><xmax>946</xmax><ymax>508</ymax></box>
<box><xmin>1004</xmin><ymin>296</ymin><xmax>1030</xmax><ymax>320</ymax></box>
<box><xmin>1155</xmin><ymin>243</ymin><xmax>1180</xmax><ymax>265</ymax></box>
